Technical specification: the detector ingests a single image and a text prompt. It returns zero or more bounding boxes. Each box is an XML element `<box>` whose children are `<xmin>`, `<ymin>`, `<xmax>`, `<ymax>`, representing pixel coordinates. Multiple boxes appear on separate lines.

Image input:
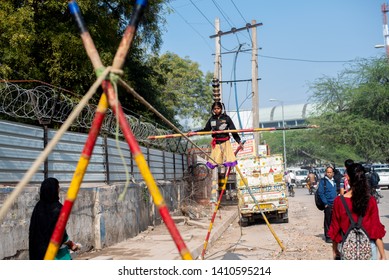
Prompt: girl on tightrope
<box><xmin>195</xmin><ymin>101</ymin><xmax>244</xmax><ymax>169</ymax></box>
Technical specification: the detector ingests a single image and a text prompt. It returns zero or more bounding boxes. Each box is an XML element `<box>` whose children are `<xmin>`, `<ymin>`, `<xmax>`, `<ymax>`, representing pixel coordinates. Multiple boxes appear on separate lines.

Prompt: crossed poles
<box><xmin>42</xmin><ymin>0</ymin><xmax>192</xmax><ymax>260</ymax></box>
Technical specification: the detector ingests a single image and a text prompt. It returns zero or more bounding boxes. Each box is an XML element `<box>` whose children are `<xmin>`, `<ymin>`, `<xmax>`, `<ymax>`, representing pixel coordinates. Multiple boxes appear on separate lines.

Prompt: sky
<box><xmin>159</xmin><ymin>0</ymin><xmax>385</xmax><ymax>111</ymax></box>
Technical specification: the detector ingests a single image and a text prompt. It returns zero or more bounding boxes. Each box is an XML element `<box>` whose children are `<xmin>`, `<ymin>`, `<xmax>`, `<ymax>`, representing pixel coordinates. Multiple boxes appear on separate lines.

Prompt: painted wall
<box><xmin>0</xmin><ymin>180</ymin><xmax>187</xmax><ymax>260</ymax></box>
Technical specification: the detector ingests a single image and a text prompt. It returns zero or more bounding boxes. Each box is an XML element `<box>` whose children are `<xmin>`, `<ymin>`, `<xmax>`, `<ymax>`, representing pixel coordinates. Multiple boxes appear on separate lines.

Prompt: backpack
<box><xmin>333</xmin><ymin>169</ymin><xmax>343</xmax><ymax>193</ymax></box>
<box><xmin>370</xmin><ymin>171</ymin><xmax>380</xmax><ymax>188</ymax></box>
<box><xmin>339</xmin><ymin>196</ymin><xmax>372</xmax><ymax>260</ymax></box>
<box><xmin>314</xmin><ymin>178</ymin><xmax>326</xmax><ymax>211</ymax></box>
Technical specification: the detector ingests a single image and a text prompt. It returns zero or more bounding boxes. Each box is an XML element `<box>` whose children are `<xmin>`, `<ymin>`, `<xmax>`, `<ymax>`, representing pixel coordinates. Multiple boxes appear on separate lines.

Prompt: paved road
<box><xmin>203</xmin><ymin>186</ymin><xmax>389</xmax><ymax>260</ymax></box>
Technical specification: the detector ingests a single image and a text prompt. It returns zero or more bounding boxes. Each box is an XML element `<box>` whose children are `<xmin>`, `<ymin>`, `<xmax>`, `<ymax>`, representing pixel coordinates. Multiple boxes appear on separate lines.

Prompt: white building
<box><xmin>228</xmin><ymin>103</ymin><xmax>317</xmax><ymax>129</ymax></box>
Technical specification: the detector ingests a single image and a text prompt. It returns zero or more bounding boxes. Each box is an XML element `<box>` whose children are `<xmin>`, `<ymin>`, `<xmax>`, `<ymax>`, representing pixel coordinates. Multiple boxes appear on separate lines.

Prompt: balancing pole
<box><xmin>147</xmin><ymin>125</ymin><xmax>319</xmax><ymax>140</ymax></box>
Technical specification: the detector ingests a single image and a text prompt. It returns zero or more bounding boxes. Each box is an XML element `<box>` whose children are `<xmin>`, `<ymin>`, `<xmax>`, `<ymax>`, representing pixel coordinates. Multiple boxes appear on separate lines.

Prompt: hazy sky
<box><xmin>159</xmin><ymin>0</ymin><xmax>385</xmax><ymax>110</ymax></box>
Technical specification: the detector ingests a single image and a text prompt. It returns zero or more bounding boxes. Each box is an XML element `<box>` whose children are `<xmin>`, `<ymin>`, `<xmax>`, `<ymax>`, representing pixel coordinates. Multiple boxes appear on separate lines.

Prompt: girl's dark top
<box><xmin>29</xmin><ymin>178</ymin><xmax>68</xmax><ymax>260</ymax></box>
<box><xmin>197</xmin><ymin>113</ymin><xmax>241</xmax><ymax>144</ymax></box>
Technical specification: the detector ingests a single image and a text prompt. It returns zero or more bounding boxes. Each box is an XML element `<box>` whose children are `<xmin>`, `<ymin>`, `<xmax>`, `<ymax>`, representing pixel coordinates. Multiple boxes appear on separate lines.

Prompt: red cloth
<box><xmin>211</xmin><ymin>137</ymin><xmax>230</xmax><ymax>148</ymax></box>
<box><xmin>328</xmin><ymin>196</ymin><xmax>386</xmax><ymax>243</ymax></box>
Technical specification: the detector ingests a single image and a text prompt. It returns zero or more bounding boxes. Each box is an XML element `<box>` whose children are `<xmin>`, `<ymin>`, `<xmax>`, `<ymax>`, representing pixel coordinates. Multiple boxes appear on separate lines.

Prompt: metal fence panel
<box><xmin>0</xmin><ymin>121</ymin><xmax>44</xmax><ymax>184</ymax></box>
<box><xmin>47</xmin><ymin>129</ymin><xmax>106</xmax><ymax>183</ymax></box>
<box><xmin>0</xmin><ymin>121</ymin><xmax>186</xmax><ymax>185</ymax></box>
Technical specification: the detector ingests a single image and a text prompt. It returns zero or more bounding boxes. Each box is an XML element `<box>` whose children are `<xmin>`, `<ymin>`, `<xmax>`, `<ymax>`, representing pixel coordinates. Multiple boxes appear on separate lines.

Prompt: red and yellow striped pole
<box><xmin>200</xmin><ymin>144</ymin><xmax>243</xmax><ymax>259</ymax></box>
<box><xmin>46</xmin><ymin>0</ymin><xmax>192</xmax><ymax>260</ymax></box>
<box><xmin>234</xmin><ymin>165</ymin><xmax>285</xmax><ymax>251</ymax></box>
<box><xmin>44</xmin><ymin>94</ymin><xmax>109</xmax><ymax>259</ymax></box>
<box><xmin>103</xmin><ymin>80</ymin><xmax>192</xmax><ymax>259</ymax></box>
<box><xmin>147</xmin><ymin>125</ymin><xmax>320</xmax><ymax>140</ymax></box>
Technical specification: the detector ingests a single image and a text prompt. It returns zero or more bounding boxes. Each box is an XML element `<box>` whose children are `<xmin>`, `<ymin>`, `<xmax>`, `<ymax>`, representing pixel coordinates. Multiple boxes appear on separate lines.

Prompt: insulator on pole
<box><xmin>212</xmin><ymin>78</ymin><xmax>220</xmax><ymax>102</ymax></box>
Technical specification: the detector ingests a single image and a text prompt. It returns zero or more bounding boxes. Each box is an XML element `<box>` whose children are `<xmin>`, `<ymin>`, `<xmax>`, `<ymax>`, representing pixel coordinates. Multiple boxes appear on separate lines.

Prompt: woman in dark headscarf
<box><xmin>29</xmin><ymin>178</ymin><xmax>79</xmax><ymax>260</ymax></box>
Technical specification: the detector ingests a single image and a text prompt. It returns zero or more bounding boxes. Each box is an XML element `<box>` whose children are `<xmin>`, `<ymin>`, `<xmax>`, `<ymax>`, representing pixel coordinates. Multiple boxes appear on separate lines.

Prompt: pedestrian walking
<box><xmin>317</xmin><ymin>166</ymin><xmax>337</xmax><ymax>243</ymax></box>
<box><xmin>328</xmin><ymin>163</ymin><xmax>386</xmax><ymax>260</ymax></box>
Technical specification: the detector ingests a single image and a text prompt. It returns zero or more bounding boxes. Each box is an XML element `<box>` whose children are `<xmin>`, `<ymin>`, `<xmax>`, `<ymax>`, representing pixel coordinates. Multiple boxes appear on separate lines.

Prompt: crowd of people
<box><xmin>283</xmin><ymin>159</ymin><xmax>386</xmax><ymax>260</ymax></box>
<box><xmin>286</xmin><ymin>160</ymin><xmax>387</xmax><ymax>260</ymax></box>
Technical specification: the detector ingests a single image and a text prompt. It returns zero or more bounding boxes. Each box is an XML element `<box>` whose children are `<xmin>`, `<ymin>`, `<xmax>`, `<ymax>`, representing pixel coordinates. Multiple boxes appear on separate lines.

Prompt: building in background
<box><xmin>228</xmin><ymin>103</ymin><xmax>317</xmax><ymax>129</ymax></box>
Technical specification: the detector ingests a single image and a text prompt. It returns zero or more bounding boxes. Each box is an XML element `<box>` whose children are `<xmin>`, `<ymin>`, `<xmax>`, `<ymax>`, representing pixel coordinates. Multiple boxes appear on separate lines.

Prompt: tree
<box><xmin>304</xmin><ymin>57</ymin><xmax>389</xmax><ymax>164</ymax></box>
<box><xmin>264</xmin><ymin>57</ymin><xmax>389</xmax><ymax>166</ymax></box>
<box><xmin>308</xmin><ymin>72</ymin><xmax>354</xmax><ymax>114</ymax></box>
<box><xmin>153</xmin><ymin>52</ymin><xmax>213</xmax><ymax>128</ymax></box>
<box><xmin>0</xmin><ymin>0</ymin><xmax>171</xmax><ymax>124</ymax></box>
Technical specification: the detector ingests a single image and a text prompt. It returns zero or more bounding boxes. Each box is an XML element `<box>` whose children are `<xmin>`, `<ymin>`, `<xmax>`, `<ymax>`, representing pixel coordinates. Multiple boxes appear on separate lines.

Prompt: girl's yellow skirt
<box><xmin>206</xmin><ymin>140</ymin><xmax>237</xmax><ymax>169</ymax></box>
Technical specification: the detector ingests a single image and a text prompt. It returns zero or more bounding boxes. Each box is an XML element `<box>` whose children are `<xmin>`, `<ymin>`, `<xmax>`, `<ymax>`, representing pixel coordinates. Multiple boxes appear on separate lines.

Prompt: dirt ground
<box><xmin>75</xmin><ymin>187</ymin><xmax>389</xmax><ymax>260</ymax></box>
<box><xmin>203</xmin><ymin>188</ymin><xmax>336</xmax><ymax>260</ymax></box>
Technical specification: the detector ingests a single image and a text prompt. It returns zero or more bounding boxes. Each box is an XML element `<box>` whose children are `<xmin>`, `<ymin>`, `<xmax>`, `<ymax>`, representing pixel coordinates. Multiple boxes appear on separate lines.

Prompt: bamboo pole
<box><xmin>0</xmin><ymin>68</ymin><xmax>110</xmax><ymax>223</ymax></box>
<box><xmin>147</xmin><ymin>125</ymin><xmax>320</xmax><ymax>140</ymax></box>
<box><xmin>235</xmin><ymin>166</ymin><xmax>286</xmax><ymax>251</ymax></box>
<box><xmin>200</xmin><ymin>144</ymin><xmax>243</xmax><ymax>259</ymax></box>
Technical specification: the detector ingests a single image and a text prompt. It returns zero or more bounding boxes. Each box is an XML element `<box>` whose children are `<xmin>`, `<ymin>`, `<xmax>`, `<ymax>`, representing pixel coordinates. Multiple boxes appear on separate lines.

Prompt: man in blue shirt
<box><xmin>317</xmin><ymin>166</ymin><xmax>337</xmax><ymax>243</ymax></box>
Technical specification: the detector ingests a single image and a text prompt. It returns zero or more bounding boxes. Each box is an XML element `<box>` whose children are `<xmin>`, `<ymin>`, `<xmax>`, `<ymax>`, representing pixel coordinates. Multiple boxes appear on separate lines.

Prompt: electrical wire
<box><xmin>258</xmin><ymin>54</ymin><xmax>355</xmax><ymax>63</ymax></box>
<box><xmin>167</xmin><ymin>3</ymin><xmax>213</xmax><ymax>51</ymax></box>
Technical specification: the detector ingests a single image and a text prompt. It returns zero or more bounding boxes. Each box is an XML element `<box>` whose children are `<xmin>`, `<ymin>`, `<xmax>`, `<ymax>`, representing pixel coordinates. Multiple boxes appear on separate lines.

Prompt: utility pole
<box><xmin>251</xmin><ymin>20</ymin><xmax>259</xmax><ymax>156</ymax></box>
<box><xmin>382</xmin><ymin>3</ymin><xmax>389</xmax><ymax>59</ymax></box>
<box><xmin>210</xmin><ymin>21</ymin><xmax>263</xmax><ymax>151</ymax></box>
<box><xmin>214</xmin><ymin>18</ymin><xmax>222</xmax><ymax>100</ymax></box>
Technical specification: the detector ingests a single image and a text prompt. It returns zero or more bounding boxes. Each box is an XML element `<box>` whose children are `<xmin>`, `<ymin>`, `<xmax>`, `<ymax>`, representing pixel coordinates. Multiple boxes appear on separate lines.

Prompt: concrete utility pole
<box><xmin>382</xmin><ymin>3</ymin><xmax>389</xmax><ymax>59</ymax></box>
<box><xmin>210</xmin><ymin>20</ymin><xmax>263</xmax><ymax>152</ymax></box>
<box><xmin>251</xmin><ymin>20</ymin><xmax>260</xmax><ymax>156</ymax></box>
<box><xmin>214</xmin><ymin>18</ymin><xmax>222</xmax><ymax>99</ymax></box>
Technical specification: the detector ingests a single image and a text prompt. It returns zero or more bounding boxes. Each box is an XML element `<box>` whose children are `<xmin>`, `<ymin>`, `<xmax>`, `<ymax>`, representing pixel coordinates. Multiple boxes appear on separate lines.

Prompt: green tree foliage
<box><xmin>264</xmin><ymin>57</ymin><xmax>389</xmax><ymax>166</ymax></box>
<box><xmin>0</xmin><ymin>0</ymin><xmax>171</xmax><ymax>124</ymax></box>
<box><xmin>153</xmin><ymin>52</ymin><xmax>213</xmax><ymax>128</ymax></box>
<box><xmin>295</xmin><ymin>57</ymin><xmax>389</xmax><ymax>164</ymax></box>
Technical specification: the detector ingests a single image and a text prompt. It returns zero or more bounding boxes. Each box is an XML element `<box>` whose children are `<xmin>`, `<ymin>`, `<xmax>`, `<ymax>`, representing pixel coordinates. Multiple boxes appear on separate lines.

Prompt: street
<box><xmin>203</xmin><ymin>186</ymin><xmax>389</xmax><ymax>260</ymax></box>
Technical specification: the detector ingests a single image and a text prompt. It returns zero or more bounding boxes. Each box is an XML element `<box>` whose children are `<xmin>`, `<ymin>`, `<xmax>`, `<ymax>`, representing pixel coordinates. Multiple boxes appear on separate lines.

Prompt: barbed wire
<box><xmin>0</xmin><ymin>80</ymin><xmax>190</xmax><ymax>152</ymax></box>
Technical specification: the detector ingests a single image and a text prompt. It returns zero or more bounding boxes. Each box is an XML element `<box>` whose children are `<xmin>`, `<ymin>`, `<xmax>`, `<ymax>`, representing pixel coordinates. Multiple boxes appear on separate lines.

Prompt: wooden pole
<box><xmin>147</xmin><ymin>125</ymin><xmax>319</xmax><ymax>140</ymax></box>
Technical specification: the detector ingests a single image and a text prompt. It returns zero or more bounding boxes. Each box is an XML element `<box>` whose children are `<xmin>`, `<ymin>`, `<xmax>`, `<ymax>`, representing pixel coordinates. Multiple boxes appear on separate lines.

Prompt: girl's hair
<box><xmin>211</xmin><ymin>101</ymin><xmax>226</xmax><ymax>115</ymax></box>
<box><xmin>347</xmin><ymin>163</ymin><xmax>370</xmax><ymax>216</ymax></box>
<box><xmin>344</xmin><ymin>158</ymin><xmax>354</xmax><ymax>168</ymax></box>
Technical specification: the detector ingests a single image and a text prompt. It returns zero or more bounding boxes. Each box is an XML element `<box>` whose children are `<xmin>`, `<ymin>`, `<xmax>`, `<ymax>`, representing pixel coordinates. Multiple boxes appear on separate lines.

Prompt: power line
<box><xmin>167</xmin><ymin>3</ymin><xmax>213</xmax><ymax>52</ymax></box>
<box><xmin>211</xmin><ymin>0</ymin><xmax>235</xmax><ymax>28</ymax></box>
<box><xmin>189</xmin><ymin>0</ymin><xmax>215</xmax><ymax>29</ymax></box>
<box><xmin>229</xmin><ymin>0</ymin><xmax>253</xmax><ymax>46</ymax></box>
<box><xmin>211</xmin><ymin>0</ymin><xmax>242</xmax><ymax>45</ymax></box>
<box><xmin>258</xmin><ymin>54</ymin><xmax>355</xmax><ymax>63</ymax></box>
<box><xmin>230</xmin><ymin>0</ymin><xmax>247</xmax><ymax>23</ymax></box>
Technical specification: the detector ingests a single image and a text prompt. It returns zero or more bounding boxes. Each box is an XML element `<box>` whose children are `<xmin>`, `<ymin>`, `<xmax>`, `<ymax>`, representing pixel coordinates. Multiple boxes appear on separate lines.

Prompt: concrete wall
<box><xmin>0</xmin><ymin>180</ymin><xmax>187</xmax><ymax>260</ymax></box>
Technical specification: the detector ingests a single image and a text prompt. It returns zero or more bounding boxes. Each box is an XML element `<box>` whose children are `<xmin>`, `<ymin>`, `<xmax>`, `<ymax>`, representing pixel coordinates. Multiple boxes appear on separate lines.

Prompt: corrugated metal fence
<box><xmin>0</xmin><ymin>121</ymin><xmax>187</xmax><ymax>185</ymax></box>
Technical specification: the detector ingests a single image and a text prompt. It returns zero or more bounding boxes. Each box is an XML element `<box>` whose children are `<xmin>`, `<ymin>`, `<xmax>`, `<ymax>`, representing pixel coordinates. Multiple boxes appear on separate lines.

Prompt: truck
<box><xmin>236</xmin><ymin>153</ymin><xmax>289</xmax><ymax>226</ymax></box>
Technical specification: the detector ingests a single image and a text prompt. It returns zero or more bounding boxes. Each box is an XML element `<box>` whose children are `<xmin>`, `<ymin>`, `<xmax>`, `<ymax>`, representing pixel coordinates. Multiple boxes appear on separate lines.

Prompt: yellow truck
<box><xmin>236</xmin><ymin>154</ymin><xmax>289</xmax><ymax>226</ymax></box>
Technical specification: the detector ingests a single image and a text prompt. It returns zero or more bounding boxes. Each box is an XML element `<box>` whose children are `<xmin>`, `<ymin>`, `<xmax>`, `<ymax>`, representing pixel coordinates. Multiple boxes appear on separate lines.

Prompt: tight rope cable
<box><xmin>117</xmin><ymin>78</ymin><xmax>218</xmax><ymax>164</ymax></box>
<box><xmin>0</xmin><ymin>67</ymin><xmax>112</xmax><ymax>223</ymax></box>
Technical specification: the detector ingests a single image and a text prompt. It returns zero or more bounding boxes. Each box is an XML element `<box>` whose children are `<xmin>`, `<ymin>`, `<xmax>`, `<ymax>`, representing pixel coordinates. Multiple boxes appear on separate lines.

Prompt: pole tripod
<box><xmin>44</xmin><ymin>0</ymin><xmax>192</xmax><ymax>260</ymax></box>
